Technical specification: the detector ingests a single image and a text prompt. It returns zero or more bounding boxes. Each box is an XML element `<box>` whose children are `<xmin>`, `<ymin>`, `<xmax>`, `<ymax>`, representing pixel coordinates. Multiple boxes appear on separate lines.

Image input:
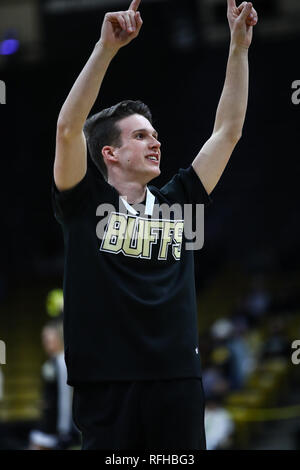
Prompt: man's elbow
<box><xmin>215</xmin><ymin>121</ymin><xmax>243</xmax><ymax>143</ymax></box>
<box><xmin>56</xmin><ymin>116</ymin><xmax>83</xmax><ymax>140</ymax></box>
<box><xmin>223</xmin><ymin>128</ymin><xmax>242</xmax><ymax>145</ymax></box>
<box><xmin>57</xmin><ymin>117</ymin><xmax>72</xmax><ymax>139</ymax></box>
<box><xmin>213</xmin><ymin>124</ymin><xmax>242</xmax><ymax>144</ymax></box>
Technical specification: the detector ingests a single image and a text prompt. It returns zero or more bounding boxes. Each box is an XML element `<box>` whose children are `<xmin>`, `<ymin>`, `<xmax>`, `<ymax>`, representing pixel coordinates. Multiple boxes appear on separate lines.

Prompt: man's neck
<box><xmin>108</xmin><ymin>177</ymin><xmax>147</xmax><ymax>205</ymax></box>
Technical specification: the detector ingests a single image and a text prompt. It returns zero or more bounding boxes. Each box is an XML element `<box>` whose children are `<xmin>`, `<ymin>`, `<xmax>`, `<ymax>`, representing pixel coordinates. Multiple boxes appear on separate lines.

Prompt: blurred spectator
<box><xmin>204</xmin><ymin>395</ymin><xmax>235</xmax><ymax>450</ymax></box>
<box><xmin>210</xmin><ymin>318</ymin><xmax>254</xmax><ymax>390</ymax></box>
<box><xmin>202</xmin><ymin>361</ymin><xmax>230</xmax><ymax>400</ymax></box>
<box><xmin>244</xmin><ymin>274</ymin><xmax>272</xmax><ymax>325</ymax></box>
<box><xmin>28</xmin><ymin>319</ymin><xmax>78</xmax><ymax>450</ymax></box>
<box><xmin>261</xmin><ymin>316</ymin><xmax>291</xmax><ymax>360</ymax></box>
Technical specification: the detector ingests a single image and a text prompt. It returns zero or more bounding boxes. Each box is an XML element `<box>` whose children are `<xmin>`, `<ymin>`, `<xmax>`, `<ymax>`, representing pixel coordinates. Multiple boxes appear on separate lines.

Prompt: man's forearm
<box><xmin>57</xmin><ymin>42</ymin><xmax>117</xmax><ymax>134</ymax></box>
<box><xmin>213</xmin><ymin>43</ymin><xmax>249</xmax><ymax>141</ymax></box>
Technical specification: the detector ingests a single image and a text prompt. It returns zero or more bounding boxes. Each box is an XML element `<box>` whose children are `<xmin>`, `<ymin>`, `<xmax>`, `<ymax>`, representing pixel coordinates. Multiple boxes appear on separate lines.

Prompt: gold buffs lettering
<box><xmin>100</xmin><ymin>213</ymin><xmax>183</xmax><ymax>261</ymax></box>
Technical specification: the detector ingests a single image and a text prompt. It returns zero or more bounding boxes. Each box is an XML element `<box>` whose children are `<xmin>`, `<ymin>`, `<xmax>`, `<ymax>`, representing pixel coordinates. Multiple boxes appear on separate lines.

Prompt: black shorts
<box><xmin>72</xmin><ymin>378</ymin><xmax>206</xmax><ymax>450</ymax></box>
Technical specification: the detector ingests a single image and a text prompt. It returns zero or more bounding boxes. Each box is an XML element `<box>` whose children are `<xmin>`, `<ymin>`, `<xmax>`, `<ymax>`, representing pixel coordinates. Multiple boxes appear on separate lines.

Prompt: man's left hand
<box><xmin>227</xmin><ymin>0</ymin><xmax>258</xmax><ymax>49</ymax></box>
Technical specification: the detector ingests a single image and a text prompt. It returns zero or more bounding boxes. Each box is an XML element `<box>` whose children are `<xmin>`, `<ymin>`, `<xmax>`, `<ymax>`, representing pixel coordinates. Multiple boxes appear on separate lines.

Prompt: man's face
<box><xmin>112</xmin><ymin>113</ymin><xmax>161</xmax><ymax>183</ymax></box>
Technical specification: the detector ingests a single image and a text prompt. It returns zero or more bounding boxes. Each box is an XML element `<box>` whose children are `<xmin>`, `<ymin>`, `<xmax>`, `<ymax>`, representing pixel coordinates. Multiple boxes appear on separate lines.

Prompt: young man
<box><xmin>52</xmin><ymin>0</ymin><xmax>258</xmax><ymax>450</ymax></box>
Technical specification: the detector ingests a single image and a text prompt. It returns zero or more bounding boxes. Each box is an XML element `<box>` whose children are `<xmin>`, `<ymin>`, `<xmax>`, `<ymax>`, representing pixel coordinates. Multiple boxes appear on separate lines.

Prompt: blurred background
<box><xmin>0</xmin><ymin>0</ymin><xmax>300</xmax><ymax>450</ymax></box>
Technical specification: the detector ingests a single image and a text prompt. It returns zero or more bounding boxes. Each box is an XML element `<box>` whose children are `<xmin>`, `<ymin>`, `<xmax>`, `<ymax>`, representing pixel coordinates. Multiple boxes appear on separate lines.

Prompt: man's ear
<box><xmin>102</xmin><ymin>146</ymin><xmax>118</xmax><ymax>165</ymax></box>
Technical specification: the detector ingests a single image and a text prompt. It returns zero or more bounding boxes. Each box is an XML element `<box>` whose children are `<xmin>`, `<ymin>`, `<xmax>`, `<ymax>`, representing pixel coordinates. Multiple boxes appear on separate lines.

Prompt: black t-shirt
<box><xmin>52</xmin><ymin>165</ymin><xmax>210</xmax><ymax>385</ymax></box>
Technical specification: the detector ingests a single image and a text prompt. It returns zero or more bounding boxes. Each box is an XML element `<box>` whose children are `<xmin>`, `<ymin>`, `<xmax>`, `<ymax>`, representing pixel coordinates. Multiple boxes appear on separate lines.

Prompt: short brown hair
<box><xmin>84</xmin><ymin>100</ymin><xmax>152</xmax><ymax>180</ymax></box>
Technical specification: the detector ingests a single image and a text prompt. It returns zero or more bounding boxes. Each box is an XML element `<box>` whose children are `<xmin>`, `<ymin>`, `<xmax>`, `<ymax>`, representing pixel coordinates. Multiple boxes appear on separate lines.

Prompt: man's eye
<box><xmin>136</xmin><ymin>133</ymin><xmax>144</xmax><ymax>139</ymax></box>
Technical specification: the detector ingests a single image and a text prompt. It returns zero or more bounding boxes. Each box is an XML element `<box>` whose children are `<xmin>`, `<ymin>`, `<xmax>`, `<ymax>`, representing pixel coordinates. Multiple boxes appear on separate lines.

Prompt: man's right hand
<box><xmin>99</xmin><ymin>0</ymin><xmax>143</xmax><ymax>53</ymax></box>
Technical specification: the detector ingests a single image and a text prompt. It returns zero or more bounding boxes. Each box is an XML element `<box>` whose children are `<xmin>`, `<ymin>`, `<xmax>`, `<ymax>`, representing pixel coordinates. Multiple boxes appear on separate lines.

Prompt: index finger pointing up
<box><xmin>227</xmin><ymin>0</ymin><xmax>237</xmax><ymax>8</ymax></box>
<box><xmin>129</xmin><ymin>0</ymin><xmax>141</xmax><ymax>12</ymax></box>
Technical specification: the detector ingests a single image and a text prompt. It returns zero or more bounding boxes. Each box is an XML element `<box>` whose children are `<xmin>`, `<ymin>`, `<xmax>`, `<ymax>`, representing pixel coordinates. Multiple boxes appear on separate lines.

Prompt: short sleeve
<box><xmin>159</xmin><ymin>165</ymin><xmax>212</xmax><ymax>206</ymax></box>
<box><xmin>52</xmin><ymin>170</ymin><xmax>91</xmax><ymax>223</ymax></box>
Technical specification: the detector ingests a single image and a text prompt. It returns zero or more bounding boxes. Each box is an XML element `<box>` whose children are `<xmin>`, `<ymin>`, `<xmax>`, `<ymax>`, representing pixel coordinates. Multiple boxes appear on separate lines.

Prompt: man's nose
<box><xmin>150</xmin><ymin>136</ymin><xmax>161</xmax><ymax>148</ymax></box>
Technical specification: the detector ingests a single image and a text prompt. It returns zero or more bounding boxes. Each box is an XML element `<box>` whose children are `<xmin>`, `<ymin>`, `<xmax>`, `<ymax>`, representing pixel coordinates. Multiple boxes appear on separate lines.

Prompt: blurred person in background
<box><xmin>261</xmin><ymin>316</ymin><xmax>291</xmax><ymax>360</ymax></box>
<box><xmin>244</xmin><ymin>274</ymin><xmax>272</xmax><ymax>326</ymax></box>
<box><xmin>204</xmin><ymin>394</ymin><xmax>235</xmax><ymax>450</ymax></box>
<box><xmin>210</xmin><ymin>318</ymin><xmax>255</xmax><ymax>390</ymax></box>
<box><xmin>52</xmin><ymin>0</ymin><xmax>258</xmax><ymax>450</ymax></box>
<box><xmin>28</xmin><ymin>319</ymin><xmax>77</xmax><ymax>450</ymax></box>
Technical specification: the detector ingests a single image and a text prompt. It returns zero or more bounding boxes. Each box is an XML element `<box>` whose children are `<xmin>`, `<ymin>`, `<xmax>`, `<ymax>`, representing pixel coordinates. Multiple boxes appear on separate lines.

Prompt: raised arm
<box><xmin>192</xmin><ymin>1</ymin><xmax>258</xmax><ymax>195</ymax></box>
<box><xmin>54</xmin><ymin>0</ymin><xmax>143</xmax><ymax>191</ymax></box>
